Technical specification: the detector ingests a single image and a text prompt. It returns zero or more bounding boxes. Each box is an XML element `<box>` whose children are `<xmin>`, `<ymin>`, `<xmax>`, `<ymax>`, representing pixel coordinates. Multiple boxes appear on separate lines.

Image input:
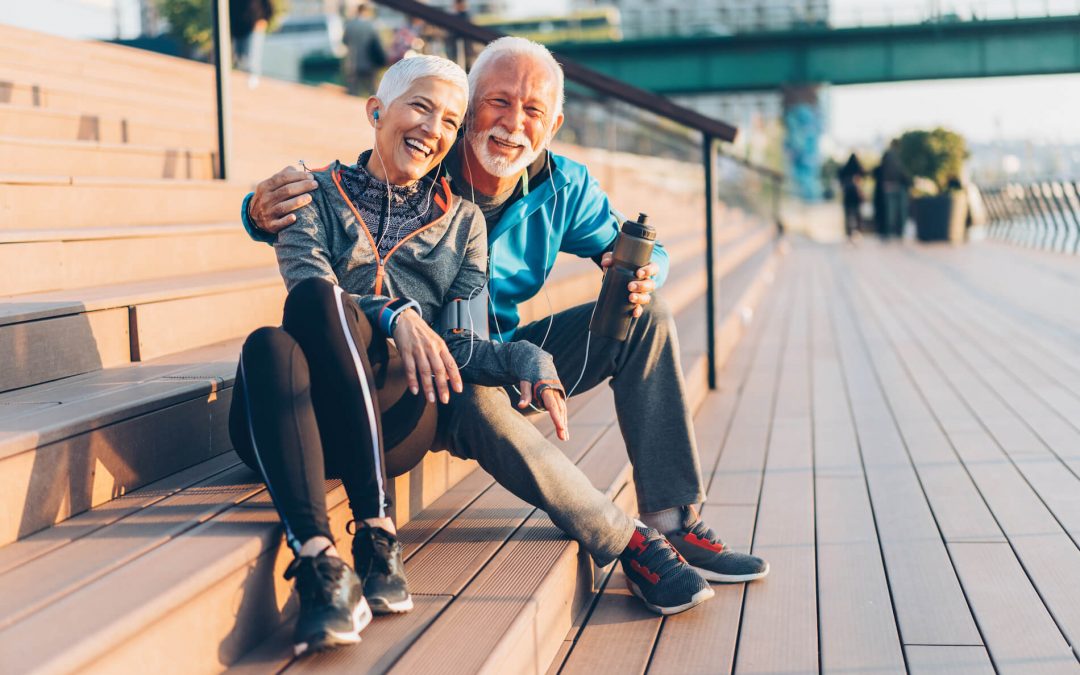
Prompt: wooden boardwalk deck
<box><xmin>551</xmin><ymin>240</ymin><xmax>1080</xmax><ymax>675</ymax></box>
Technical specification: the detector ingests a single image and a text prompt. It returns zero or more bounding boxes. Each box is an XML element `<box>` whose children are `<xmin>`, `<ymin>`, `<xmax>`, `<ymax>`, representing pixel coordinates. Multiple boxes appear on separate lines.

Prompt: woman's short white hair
<box><xmin>375</xmin><ymin>55</ymin><xmax>469</xmax><ymax>108</ymax></box>
<box><xmin>468</xmin><ymin>36</ymin><xmax>565</xmax><ymax>123</ymax></box>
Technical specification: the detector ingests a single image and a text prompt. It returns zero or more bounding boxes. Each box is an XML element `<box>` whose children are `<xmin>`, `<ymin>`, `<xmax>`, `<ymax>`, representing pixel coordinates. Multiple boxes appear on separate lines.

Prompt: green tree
<box><xmin>156</xmin><ymin>0</ymin><xmax>213</xmax><ymax>56</ymax></box>
<box><xmin>154</xmin><ymin>0</ymin><xmax>288</xmax><ymax>57</ymax></box>
<box><xmin>896</xmin><ymin>127</ymin><xmax>969</xmax><ymax>193</ymax></box>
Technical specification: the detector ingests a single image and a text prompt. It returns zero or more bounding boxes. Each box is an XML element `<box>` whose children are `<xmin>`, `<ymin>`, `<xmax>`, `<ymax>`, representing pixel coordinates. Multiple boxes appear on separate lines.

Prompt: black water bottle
<box><xmin>590</xmin><ymin>213</ymin><xmax>656</xmax><ymax>341</ymax></box>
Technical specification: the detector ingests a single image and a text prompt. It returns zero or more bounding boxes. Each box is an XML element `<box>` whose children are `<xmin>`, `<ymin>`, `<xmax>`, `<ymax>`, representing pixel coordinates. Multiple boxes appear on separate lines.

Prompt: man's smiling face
<box><xmin>465</xmin><ymin>53</ymin><xmax>564</xmax><ymax>179</ymax></box>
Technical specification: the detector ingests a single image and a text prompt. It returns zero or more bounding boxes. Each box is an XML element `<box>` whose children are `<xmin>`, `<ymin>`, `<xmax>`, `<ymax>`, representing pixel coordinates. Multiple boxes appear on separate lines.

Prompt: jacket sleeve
<box><xmin>241</xmin><ymin>192</ymin><xmax>277</xmax><ymax>245</ymax></box>
<box><xmin>440</xmin><ymin>204</ymin><xmax>564</xmax><ymax>393</ymax></box>
<box><xmin>274</xmin><ymin>199</ymin><xmax>397</xmax><ymax>330</ymax></box>
<box><xmin>557</xmin><ymin>169</ymin><xmax>670</xmax><ymax>288</ymax></box>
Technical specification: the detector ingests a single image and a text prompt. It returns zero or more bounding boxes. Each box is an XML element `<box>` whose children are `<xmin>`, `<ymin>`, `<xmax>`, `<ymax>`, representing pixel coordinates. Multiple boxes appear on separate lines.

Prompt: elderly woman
<box><xmin>228</xmin><ymin>56</ymin><xmax>565</xmax><ymax>657</ymax></box>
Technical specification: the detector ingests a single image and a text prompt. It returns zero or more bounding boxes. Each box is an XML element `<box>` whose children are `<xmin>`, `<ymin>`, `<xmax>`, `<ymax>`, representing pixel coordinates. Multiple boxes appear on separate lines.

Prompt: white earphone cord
<box><xmin>462</xmin><ymin>147</ymin><xmax>594</xmax><ymax>412</ymax></box>
<box><xmin>371</xmin><ymin>111</ymin><xmax>442</xmax><ymax>253</ymax></box>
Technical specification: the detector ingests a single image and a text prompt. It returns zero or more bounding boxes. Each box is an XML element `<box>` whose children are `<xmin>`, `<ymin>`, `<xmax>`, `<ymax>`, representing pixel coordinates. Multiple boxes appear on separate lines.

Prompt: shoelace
<box><xmin>286</xmin><ymin>556</ymin><xmax>346</xmax><ymax>606</ymax></box>
<box><xmin>636</xmin><ymin>533</ymin><xmax>687</xmax><ymax>580</ymax></box>
<box><xmin>686</xmin><ymin>519</ymin><xmax>724</xmax><ymax>549</ymax></box>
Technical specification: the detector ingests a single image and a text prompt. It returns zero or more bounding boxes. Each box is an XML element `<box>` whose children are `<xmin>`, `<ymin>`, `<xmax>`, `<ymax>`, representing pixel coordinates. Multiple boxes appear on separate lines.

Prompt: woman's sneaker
<box><xmin>619</xmin><ymin>524</ymin><xmax>714</xmax><ymax>615</ymax></box>
<box><xmin>667</xmin><ymin>506</ymin><xmax>769</xmax><ymax>583</ymax></box>
<box><xmin>285</xmin><ymin>551</ymin><xmax>371</xmax><ymax>657</ymax></box>
<box><xmin>352</xmin><ymin>525</ymin><xmax>414</xmax><ymax>614</ymax></box>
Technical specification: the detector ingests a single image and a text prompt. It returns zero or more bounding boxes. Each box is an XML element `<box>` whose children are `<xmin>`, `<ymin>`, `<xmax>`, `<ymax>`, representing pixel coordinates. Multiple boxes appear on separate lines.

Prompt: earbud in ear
<box><xmin>373</xmin><ymin>110</ymin><xmax>380</xmax><ymax>122</ymax></box>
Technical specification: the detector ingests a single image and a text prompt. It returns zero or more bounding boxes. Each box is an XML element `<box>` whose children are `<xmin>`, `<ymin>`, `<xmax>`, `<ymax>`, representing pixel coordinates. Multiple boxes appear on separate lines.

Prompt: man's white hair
<box><xmin>468</xmin><ymin>36</ymin><xmax>565</xmax><ymax>122</ymax></box>
<box><xmin>375</xmin><ymin>54</ymin><xmax>469</xmax><ymax>108</ymax></box>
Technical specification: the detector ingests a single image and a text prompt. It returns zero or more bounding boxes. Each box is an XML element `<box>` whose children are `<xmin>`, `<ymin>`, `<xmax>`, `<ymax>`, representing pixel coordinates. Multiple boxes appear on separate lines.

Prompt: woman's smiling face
<box><xmin>367</xmin><ymin>76</ymin><xmax>467</xmax><ymax>185</ymax></box>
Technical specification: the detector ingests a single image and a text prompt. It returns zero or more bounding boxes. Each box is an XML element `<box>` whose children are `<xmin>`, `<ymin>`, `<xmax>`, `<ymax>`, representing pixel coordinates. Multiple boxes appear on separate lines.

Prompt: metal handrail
<box><xmin>979</xmin><ymin>180</ymin><xmax>1080</xmax><ymax>253</ymax></box>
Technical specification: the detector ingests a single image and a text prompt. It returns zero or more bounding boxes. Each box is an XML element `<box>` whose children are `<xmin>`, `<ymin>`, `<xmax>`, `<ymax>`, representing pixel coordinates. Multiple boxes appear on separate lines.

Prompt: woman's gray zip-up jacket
<box><xmin>274</xmin><ymin>160</ymin><xmax>562</xmax><ymax>391</ymax></box>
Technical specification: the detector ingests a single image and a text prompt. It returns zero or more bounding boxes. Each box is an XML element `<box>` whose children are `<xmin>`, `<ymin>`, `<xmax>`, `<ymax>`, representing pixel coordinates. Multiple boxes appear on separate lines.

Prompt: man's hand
<box><xmin>392</xmin><ymin>310</ymin><xmax>463</xmax><ymax>404</ymax></box>
<box><xmin>249</xmin><ymin>165</ymin><xmax>320</xmax><ymax>234</ymax></box>
<box><xmin>517</xmin><ymin>381</ymin><xmax>569</xmax><ymax>441</ymax></box>
<box><xmin>600</xmin><ymin>252</ymin><xmax>658</xmax><ymax>319</ymax></box>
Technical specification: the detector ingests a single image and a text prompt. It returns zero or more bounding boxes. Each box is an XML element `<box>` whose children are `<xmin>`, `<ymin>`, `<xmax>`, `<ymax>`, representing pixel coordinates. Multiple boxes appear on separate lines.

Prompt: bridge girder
<box><xmin>549</xmin><ymin>15</ymin><xmax>1080</xmax><ymax>94</ymax></box>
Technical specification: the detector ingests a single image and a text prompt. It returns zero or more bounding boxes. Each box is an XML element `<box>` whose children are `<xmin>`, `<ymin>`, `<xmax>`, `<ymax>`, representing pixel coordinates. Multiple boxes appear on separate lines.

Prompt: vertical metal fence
<box><xmin>979</xmin><ymin>181</ymin><xmax>1080</xmax><ymax>254</ymax></box>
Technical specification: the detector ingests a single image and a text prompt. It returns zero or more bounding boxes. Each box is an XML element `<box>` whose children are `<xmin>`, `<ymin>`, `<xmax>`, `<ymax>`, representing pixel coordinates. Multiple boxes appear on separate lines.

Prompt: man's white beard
<box><xmin>467</xmin><ymin>126</ymin><xmax>546</xmax><ymax>178</ymax></box>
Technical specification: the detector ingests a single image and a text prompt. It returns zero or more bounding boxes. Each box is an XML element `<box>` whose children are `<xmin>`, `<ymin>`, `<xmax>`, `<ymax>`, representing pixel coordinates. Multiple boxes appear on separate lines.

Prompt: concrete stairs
<box><xmin>0</xmin><ymin>22</ymin><xmax>783</xmax><ymax>674</ymax></box>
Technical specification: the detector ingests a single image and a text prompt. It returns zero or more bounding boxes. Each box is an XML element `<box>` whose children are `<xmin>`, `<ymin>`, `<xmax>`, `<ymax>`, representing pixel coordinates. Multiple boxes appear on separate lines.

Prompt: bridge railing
<box><xmin>616</xmin><ymin>0</ymin><xmax>1080</xmax><ymax>38</ymax></box>
<box><xmin>978</xmin><ymin>180</ymin><xmax>1080</xmax><ymax>253</ymax></box>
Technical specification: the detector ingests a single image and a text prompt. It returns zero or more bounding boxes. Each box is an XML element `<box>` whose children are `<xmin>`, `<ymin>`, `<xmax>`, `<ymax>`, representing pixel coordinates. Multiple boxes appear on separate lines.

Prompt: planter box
<box><xmin>913</xmin><ymin>192</ymin><xmax>968</xmax><ymax>244</ymax></box>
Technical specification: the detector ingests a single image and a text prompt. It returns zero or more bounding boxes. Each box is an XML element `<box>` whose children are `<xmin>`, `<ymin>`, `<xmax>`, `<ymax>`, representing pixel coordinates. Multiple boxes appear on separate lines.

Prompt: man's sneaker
<box><xmin>667</xmin><ymin>506</ymin><xmax>769</xmax><ymax>583</ymax></box>
<box><xmin>285</xmin><ymin>551</ymin><xmax>371</xmax><ymax>657</ymax></box>
<box><xmin>620</xmin><ymin>524</ymin><xmax>714</xmax><ymax>615</ymax></box>
<box><xmin>352</xmin><ymin>524</ymin><xmax>414</xmax><ymax>614</ymax></box>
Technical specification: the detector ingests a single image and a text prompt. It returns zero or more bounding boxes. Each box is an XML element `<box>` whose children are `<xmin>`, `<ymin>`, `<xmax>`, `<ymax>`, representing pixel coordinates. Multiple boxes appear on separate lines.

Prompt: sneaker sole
<box><xmin>692</xmin><ymin>561</ymin><xmax>770</xmax><ymax>584</ymax></box>
<box><xmin>626</xmin><ymin>579</ymin><xmax>714</xmax><ymax>616</ymax></box>
<box><xmin>294</xmin><ymin>597</ymin><xmax>373</xmax><ymax>656</ymax></box>
<box><xmin>368</xmin><ymin>594</ymin><xmax>414</xmax><ymax>615</ymax></box>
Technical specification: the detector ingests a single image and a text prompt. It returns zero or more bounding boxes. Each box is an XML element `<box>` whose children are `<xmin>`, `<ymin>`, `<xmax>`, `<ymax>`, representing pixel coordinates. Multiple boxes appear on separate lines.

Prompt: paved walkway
<box><xmin>552</xmin><ymin>239</ymin><xmax>1080</xmax><ymax>675</ymax></box>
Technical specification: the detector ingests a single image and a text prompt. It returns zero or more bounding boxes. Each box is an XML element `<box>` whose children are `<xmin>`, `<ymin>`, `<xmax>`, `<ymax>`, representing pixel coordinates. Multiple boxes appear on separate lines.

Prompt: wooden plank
<box><xmin>0</xmin><ymin>228</ymin><xmax>273</xmax><ymax>296</ymax></box>
<box><xmin>0</xmin><ymin>178</ymin><xmax>247</xmax><ymax>229</ymax></box>
<box><xmin>0</xmin><ymin>389</ymin><xmax>226</xmax><ymax>545</ymax></box>
<box><xmin>559</xmin><ymin>568</ymin><xmax>660</xmax><ymax>675</ymax></box>
<box><xmin>0</xmin><ymin>266</ymin><xmax>280</xmax><ymax>327</ymax></box>
<box><xmin>2</xmin><ymin>135</ymin><xmax>215</xmax><ymax>180</ymax></box>
<box><xmin>0</xmin><ymin>308</ymin><xmax>130</xmax><ymax>393</ymax></box>
<box><xmin>905</xmin><ymin>645</ymin><xmax>995</xmax><ymax>675</ymax></box>
<box><xmin>735</xmin><ymin>259</ymin><xmax>818</xmax><ymax>675</ymax></box>
<box><xmin>826</xmin><ymin>251</ymin><xmax>987</xmax><ymax>646</ymax></box>
<box><xmin>851</xmin><ymin>257</ymin><xmax>1080</xmax><ymax>651</ymax></box>
<box><xmin>0</xmin><ymin>451</ymin><xmax>238</xmax><ymax>575</ymax></box>
<box><xmin>646</xmin><ymin>504</ymin><xmax>757</xmax><ymax>675</ymax></box>
<box><xmin>0</xmin><ymin>462</ymin><xmax>261</xmax><ymax>630</ymax></box>
<box><xmin>948</xmin><ymin>542</ymin><xmax>1077</xmax><ymax>674</ymax></box>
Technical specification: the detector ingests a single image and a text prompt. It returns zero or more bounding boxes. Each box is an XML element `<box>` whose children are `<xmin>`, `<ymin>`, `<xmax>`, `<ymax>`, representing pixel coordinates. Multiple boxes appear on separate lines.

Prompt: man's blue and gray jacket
<box><xmin>242</xmin><ymin>151</ymin><xmax>670</xmax><ymax>341</ymax></box>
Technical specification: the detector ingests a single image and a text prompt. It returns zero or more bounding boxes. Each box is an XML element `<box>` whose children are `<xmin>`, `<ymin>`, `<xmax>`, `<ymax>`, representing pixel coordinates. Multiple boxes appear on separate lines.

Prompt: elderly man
<box><xmin>242</xmin><ymin>37</ymin><xmax>768</xmax><ymax>615</ymax></box>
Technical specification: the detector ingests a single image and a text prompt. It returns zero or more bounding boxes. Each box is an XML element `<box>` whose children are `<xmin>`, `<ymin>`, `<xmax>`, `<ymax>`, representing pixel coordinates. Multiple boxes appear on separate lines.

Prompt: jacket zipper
<box><xmin>332</xmin><ymin>169</ymin><xmax>452</xmax><ymax>296</ymax></box>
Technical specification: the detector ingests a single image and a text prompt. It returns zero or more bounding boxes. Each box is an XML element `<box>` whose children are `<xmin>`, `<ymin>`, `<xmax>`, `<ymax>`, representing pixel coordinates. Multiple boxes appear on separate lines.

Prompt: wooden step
<box><xmin>0</xmin><ymin>223</ymin><xmax>275</xmax><ymax>296</ymax></box>
<box><xmin>1</xmin><ymin>136</ymin><xmax>215</xmax><ymax>180</ymax></box>
<box><xmin>0</xmin><ymin>245</ymin><xmax>768</xmax><ymax>672</ymax></box>
<box><xmin>0</xmin><ymin>267</ymin><xmax>283</xmax><ymax>392</ymax></box>
<box><xmin>0</xmin><ymin>102</ymin><xmax>213</xmax><ymax>147</ymax></box>
<box><xmin>0</xmin><ymin>175</ymin><xmax>249</xmax><ymax>229</ymax></box>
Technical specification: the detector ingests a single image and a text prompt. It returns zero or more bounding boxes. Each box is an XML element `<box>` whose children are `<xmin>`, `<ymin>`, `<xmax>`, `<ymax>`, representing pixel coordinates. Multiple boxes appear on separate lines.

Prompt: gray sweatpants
<box><xmin>438</xmin><ymin>293</ymin><xmax>705</xmax><ymax>566</ymax></box>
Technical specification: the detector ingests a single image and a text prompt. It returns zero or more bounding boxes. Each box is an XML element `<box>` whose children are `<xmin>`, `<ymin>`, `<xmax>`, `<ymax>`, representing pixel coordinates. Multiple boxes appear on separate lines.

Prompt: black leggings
<box><xmin>229</xmin><ymin>277</ymin><xmax>390</xmax><ymax>553</ymax></box>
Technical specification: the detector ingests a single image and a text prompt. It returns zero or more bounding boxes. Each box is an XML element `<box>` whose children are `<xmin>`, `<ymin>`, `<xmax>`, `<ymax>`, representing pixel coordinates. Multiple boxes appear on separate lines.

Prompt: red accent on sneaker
<box><xmin>627</xmin><ymin>529</ymin><xmax>648</xmax><ymax>555</ymax></box>
<box><xmin>630</xmin><ymin>560</ymin><xmax>660</xmax><ymax>585</ymax></box>
<box><xmin>684</xmin><ymin>532</ymin><xmax>725</xmax><ymax>553</ymax></box>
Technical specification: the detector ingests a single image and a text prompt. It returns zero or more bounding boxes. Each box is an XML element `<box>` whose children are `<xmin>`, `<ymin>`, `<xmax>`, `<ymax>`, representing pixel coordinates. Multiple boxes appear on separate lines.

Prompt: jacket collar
<box><xmin>487</xmin><ymin>153</ymin><xmax>572</xmax><ymax>243</ymax></box>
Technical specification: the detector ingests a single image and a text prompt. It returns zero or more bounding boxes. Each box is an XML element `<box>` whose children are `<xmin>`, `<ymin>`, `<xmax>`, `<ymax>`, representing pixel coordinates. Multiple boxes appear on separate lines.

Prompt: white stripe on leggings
<box><xmin>238</xmin><ymin>355</ymin><xmax>302</xmax><ymax>553</ymax></box>
<box><xmin>333</xmin><ymin>286</ymin><xmax>387</xmax><ymax>518</ymax></box>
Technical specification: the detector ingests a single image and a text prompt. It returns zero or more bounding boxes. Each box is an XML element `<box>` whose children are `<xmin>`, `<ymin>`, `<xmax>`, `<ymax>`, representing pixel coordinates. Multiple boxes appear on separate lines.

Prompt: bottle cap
<box><xmin>620</xmin><ymin>213</ymin><xmax>656</xmax><ymax>241</ymax></box>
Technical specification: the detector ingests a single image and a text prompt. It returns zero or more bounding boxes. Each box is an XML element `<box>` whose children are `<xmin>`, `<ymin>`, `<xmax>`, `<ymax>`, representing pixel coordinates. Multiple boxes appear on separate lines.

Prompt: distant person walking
<box><xmin>231</xmin><ymin>0</ymin><xmax>275</xmax><ymax>87</ymax></box>
<box><xmin>837</xmin><ymin>153</ymin><xmax>865</xmax><ymax>240</ymax></box>
<box><xmin>877</xmin><ymin>141</ymin><xmax>911</xmax><ymax>240</ymax></box>
<box><xmin>343</xmin><ymin>4</ymin><xmax>387</xmax><ymax>97</ymax></box>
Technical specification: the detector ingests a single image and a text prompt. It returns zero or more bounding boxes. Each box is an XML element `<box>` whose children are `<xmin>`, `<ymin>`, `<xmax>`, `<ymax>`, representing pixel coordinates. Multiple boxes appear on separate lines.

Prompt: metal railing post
<box><xmin>703</xmin><ymin>134</ymin><xmax>717</xmax><ymax>390</ymax></box>
<box><xmin>211</xmin><ymin>0</ymin><xmax>233</xmax><ymax>180</ymax></box>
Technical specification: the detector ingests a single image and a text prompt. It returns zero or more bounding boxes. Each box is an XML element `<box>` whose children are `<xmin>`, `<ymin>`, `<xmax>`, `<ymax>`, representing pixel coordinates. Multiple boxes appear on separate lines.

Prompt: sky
<box><xmin>7</xmin><ymin>0</ymin><xmax>1080</xmax><ymax>146</ymax></box>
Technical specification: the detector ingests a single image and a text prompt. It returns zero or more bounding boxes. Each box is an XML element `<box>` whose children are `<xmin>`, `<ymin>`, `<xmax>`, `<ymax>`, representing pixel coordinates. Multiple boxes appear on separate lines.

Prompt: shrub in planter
<box><xmin>896</xmin><ymin>128</ymin><xmax>970</xmax><ymax>243</ymax></box>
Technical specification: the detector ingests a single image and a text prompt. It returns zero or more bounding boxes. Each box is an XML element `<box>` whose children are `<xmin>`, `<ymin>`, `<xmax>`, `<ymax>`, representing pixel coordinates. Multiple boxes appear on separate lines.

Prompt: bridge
<box><xmin>550</xmin><ymin>14</ymin><xmax>1080</xmax><ymax>93</ymax></box>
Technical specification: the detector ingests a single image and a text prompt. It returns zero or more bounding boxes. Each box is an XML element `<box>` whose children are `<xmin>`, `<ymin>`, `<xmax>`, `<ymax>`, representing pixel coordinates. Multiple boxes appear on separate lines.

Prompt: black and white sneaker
<box><xmin>667</xmin><ymin>506</ymin><xmax>769</xmax><ymax>583</ymax></box>
<box><xmin>285</xmin><ymin>551</ymin><xmax>371</xmax><ymax>657</ymax></box>
<box><xmin>352</xmin><ymin>525</ymin><xmax>413</xmax><ymax>614</ymax></box>
<box><xmin>619</xmin><ymin>524</ymin><xmax>714</xmax><ymax>615</ymax></box>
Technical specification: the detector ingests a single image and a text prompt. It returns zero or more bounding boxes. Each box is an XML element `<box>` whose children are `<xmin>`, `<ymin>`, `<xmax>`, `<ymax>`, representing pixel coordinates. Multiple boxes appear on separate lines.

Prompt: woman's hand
<box><xmin>392</xmin><ymin>310</ymin><xmax>463</xmax><ymax>404</ymax></box>
<box><xmin>517</xmin><ymin>381</ymin><xmax>569</xmax><ymax>442</ymax></box>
